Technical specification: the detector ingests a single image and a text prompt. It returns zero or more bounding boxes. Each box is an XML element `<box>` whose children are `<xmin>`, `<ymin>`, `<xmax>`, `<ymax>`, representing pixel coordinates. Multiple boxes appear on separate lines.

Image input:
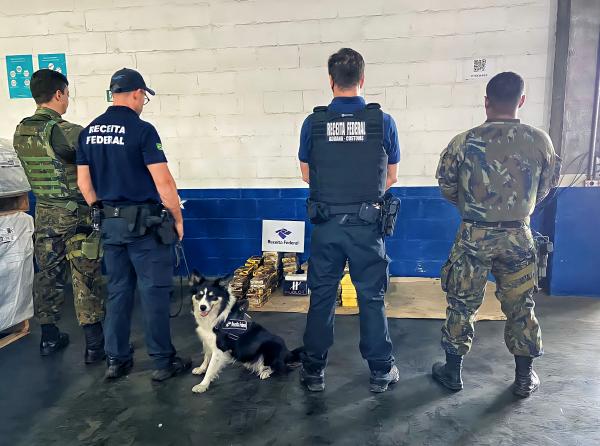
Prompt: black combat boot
<box><xmin>105</xmin><ymin>357</ymin><xmax>134</xmax><ymax>380</ymax></box>
<box><xmin>370</xmin><ymin>364</ymin><xmax>400</xmax><ymax>393</ymax></box>
<box><xmin>513</xmin><ymin>355</ymin><xmax>540</xmax><ymax>397</ymax></box>
<box><xmin>151</xmin><ymin>356</ymin><xmax>192</xmax><ymax>382</ymax></box>
<box><xmin>432</xmin><ymin>352</ymin><xmax>464</xmax><ymax>391</ymax></box>
<box><xmin>83</xmin><ymin>322</ymin><xmax>106</xmax><ymax>364</ymax></box>
<box><xmin>299</xmin><ymin>366</ymin><xmax>325</xmax><ymax>392</ymax></box>
<box><xmin>40</xmin><ymin>324</ymin><xmax>69</xmax><ymax>356</ymax></box>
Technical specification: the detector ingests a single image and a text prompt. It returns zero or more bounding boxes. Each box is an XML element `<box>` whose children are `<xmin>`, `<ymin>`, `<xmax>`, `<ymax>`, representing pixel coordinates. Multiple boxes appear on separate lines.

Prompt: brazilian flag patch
<box><xmin>156</xmin><ymin>143</ymin><xmax>163</xmax><ymax>151</ymax></box>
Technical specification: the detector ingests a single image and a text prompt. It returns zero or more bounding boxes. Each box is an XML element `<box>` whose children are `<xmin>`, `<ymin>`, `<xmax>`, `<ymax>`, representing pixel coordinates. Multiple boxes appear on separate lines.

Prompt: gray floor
<box><xmin>1</xmin><ymin>291</ymin><xmax>600</xmax><ymax>446</ymax></box>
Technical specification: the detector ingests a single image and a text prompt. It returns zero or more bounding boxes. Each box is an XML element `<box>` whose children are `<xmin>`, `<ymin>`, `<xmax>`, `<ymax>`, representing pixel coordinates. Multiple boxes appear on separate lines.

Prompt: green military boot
<box><xmin>432</xmin><ymin>352</ymin><xmax>464</xmax><ymax>391</ymax></box>
<box><xmin>513</xmin><ymin>355</ymin><xmax>540</xmax><ymax>397</ymax></box>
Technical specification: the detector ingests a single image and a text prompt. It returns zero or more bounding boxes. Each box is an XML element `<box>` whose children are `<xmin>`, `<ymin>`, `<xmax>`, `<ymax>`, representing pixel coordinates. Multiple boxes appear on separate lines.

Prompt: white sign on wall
<box><xmin>261</xmin><ymin>220</ymin><xmax>305</xmax><ymax>253</ymax></box>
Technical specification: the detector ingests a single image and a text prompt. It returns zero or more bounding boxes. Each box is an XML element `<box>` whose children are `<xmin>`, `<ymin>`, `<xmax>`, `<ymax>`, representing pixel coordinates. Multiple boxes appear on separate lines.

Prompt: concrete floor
<box><xmin>1</xmin><ymin>291</ymin><xmax>600</xmax><ymax>446</ymax></box>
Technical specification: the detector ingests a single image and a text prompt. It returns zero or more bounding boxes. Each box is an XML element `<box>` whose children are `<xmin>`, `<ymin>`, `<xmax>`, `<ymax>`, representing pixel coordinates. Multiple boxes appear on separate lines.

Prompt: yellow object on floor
<box><xmin>340</xmin><ymin>273</ymin><xmax>358</xmax><ymax>307</ymax></box>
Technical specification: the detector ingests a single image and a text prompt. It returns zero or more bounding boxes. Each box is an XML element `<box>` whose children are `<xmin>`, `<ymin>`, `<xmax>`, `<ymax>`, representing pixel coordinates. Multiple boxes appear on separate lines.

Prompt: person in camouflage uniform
<box><xmin>12</xmin><ymin>69</ymin><xmax>105</xmax><ymax>362</ymax></box>
<box><xmin>432</xmin><ymin>72</ymin><xmax>561</xmax><ymax>397</ymax></box>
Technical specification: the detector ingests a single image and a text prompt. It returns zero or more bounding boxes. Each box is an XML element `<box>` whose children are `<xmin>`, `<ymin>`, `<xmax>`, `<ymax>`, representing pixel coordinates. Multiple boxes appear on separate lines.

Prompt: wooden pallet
<box><xmin>0</xmin><ymin>320</ymin><xmax>30</xmax><ymax>349</ymax></box>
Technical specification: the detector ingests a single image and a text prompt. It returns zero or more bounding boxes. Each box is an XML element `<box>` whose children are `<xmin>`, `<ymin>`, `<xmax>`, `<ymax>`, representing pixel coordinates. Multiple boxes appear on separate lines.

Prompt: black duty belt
<box><xmin>463</xmin><ymin>219</ymin><xmax>525</xmax><ymax>229</ymax></box>
<box><xmin>328</xmin><ymin>204</ymin><xmax>363</xmax><ymax>215</ymax></box>
<box><xmin>103</xmin><ymin>203</ymin><xmax>160</xmax><ymax>218</ymax></box>
<box><xmin>101</xmin><ymin>202</ymin><xmax>163</xmax><ymax>235</ymax></box>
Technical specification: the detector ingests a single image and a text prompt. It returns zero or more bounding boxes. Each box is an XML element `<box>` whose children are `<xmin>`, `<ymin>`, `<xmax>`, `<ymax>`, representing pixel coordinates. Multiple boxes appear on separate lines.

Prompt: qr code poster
<box><xmin>463</xmin><ymin>57</ymin><xmax>494</xmax><ymax>80</ymax></box>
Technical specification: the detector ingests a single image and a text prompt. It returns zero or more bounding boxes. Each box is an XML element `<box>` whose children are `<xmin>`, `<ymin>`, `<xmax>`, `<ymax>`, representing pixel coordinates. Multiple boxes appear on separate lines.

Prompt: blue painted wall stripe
<box><xmin>27</xmin><ymin>186</ymin><xmax>599</xmax><ymax>297</ymax></box>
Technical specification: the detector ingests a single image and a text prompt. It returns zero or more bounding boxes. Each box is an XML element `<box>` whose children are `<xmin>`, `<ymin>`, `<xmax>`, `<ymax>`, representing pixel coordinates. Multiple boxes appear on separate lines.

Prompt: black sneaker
<box><xmin>40</xmin><ymin>332</ymin><xmax>70</xmax><ymax>356</ymax></box>
<box><xmin>105</xmin><ymin>357</ymin><xmax>134</xmax><ymax>380</ymax></box>
<box><xmin>370</xmin><ymin>365</ymin><xmax>400</xmax><ymax>393</ymax></box>
<box><xmin>299</xmin><ymin>367</ymin><xmax>325</xmax><ymax>392</ymax></box>
<box><xmin>151</xmin><ymin>356</ymin><xmax>192</xmax><ymax>382</ymax></box>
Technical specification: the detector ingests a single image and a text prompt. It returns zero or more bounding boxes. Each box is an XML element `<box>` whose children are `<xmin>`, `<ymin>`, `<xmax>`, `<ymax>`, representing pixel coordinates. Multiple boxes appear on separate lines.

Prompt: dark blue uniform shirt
<box><xmin>298</xmin><ymin>96</ymin><xmax>400</xmax><ymax>164</ymax></box>
<box><xmin>77</xmin><ymin>106</ymin><xmax>166</xmax><ymax>203</ymax></box>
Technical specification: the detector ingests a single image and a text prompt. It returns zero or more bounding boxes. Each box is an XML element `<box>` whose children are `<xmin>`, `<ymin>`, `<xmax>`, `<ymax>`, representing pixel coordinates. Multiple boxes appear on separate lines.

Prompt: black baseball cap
<box><xmin>109</xmin><ymin>68</ymin><xmax>155</xmax><ymax>95</ymax></box>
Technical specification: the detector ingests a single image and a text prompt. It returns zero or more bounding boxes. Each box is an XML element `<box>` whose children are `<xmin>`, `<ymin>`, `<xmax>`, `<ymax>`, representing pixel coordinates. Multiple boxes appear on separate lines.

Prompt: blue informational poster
<box><xmin>5</xmin><ymin>55</ymin><xmax>34</xmax><ymax>99</ymax></box>
<box><xmin>38</xmin><ymin>53</ymin><xmax>67</xmax><ymax>76</ymax></box>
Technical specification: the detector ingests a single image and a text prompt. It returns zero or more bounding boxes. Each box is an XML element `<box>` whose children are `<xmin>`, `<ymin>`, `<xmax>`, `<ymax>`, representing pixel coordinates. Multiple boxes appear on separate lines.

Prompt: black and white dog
<box><xmin>190</xmin><ymin>271</ymin><xmax>302</xmax><ymax>394</ymax></box>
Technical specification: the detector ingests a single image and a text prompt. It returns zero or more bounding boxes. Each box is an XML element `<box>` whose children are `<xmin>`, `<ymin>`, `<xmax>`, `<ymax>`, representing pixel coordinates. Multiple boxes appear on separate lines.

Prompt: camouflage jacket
<box><xmin>436</xmin><ymin>119</ymin><xmax>561</xmax><ymax>222</ymax></box>
<box><xmin>13</xmin><ymin>107</ymin><xmax>84</xmax><ymax>205</ymax></box>
<box><xmin>28</xmin><ymin>107</ymin><xmax>83</xmax><ymax>162</ymax></box>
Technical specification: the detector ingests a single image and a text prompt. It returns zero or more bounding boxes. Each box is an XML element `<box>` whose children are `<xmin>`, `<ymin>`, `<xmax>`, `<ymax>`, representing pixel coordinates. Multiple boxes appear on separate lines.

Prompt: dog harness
<box><xmin>216</xmin><ymin>308</ymin><xmax>253</xmax><ymax>340</ymax></box>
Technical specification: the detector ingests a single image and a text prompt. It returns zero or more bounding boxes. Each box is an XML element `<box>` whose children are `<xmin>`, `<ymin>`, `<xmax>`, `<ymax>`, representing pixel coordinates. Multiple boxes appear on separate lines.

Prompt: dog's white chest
<box><xmin>196</xmin><ymin>325</ymin><xmax>215</xmax><ymax>343</ymax></box>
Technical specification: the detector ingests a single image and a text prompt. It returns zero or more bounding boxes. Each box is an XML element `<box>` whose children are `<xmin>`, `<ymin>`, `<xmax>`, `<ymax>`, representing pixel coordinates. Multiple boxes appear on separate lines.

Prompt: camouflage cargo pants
<box><xmin>440</xmin><ymin>222</ymin><xmax>542</xmax><ymax>358</ymax></box>
<box><xmin>33</xmin><ymin>203</ymin><xmax>104</xmax><ymax>326</ymax></box>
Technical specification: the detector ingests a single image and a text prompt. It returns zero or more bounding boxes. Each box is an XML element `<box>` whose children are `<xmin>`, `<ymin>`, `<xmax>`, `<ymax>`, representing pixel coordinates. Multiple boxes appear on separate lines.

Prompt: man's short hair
<box><xmin>30</xmin><ymin>69</ymin><xmax>69</xmax><ymax>104</ymax></box>
<box><xmin>486</xmin><ymin>72</ymin><xmax>525</xmax><ymax>111</ymax></box>
<box><xmin>328</xmin><ymin>48</ymin><xmax>365</xmax><ymax>90</ymax></box>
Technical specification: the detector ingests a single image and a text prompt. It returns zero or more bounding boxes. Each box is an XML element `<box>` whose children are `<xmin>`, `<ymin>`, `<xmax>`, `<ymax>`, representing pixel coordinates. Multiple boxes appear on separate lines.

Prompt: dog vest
<box><xmin>217</xmin><ymin>308</ymin><xmax>252</xmax><ymax>340</ymax></box>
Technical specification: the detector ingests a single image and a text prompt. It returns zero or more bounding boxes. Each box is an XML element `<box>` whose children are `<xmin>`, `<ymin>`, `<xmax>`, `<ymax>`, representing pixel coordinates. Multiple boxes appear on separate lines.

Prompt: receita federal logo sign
<box><xmin>262</xmin><ymin>220</ymin><xmax>305</xmax><ymax>253</ymax></box>
<box><xmin>276</xmin><ymin>228</ymin><xmax>292</xmax><ymax>239</ymax></box>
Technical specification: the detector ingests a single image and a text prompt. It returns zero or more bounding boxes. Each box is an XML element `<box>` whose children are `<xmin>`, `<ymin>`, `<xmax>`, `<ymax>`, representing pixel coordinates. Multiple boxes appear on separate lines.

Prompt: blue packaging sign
<box><xmin>38</xmin><ymin>53</ymin><xmax>67</xmax><ymax>76</ymax></box>
<box><xmin>6</xmin><ymin>55</ymin><xmax>34</xmax><ymax>99</ymax></box>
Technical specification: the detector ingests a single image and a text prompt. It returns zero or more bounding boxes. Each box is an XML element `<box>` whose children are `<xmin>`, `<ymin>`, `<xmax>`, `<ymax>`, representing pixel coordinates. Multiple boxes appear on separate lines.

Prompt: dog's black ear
<box><xmin>190</xmin><ymin>269</ymin><xmax>205</xmax><ymax>287</ymax></box>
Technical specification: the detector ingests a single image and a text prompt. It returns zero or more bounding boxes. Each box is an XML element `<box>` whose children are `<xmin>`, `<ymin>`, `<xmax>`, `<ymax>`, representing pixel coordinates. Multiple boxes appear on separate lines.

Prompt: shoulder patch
<box><xmin>156</xmin><ymin>143</ymin><xmax>163</xmax><ymax>151</ymax></box>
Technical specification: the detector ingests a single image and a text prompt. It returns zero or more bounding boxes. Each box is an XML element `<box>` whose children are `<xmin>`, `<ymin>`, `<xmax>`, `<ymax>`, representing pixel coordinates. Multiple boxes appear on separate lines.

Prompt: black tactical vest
<box><xmin>308</xmin><ymin>103</ymin><xmax>387</xmax><ymax>204</ymax></box>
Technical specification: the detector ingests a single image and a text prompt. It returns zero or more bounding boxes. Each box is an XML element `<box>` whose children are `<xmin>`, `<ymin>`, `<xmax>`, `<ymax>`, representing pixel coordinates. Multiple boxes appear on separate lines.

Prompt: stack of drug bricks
<box><xmin>281</xmin><ymin>253</ymin><xmax>298</xmax><ymax>276</ymax></box>
<box><xmin>229</xmin><ymin>256</ymin><xmax>261</xmax><ymax>300</ymax></box>
<box><xmin>247</xmin><ymin>252</ymin><xmax>280</xmax><ymax>308</ymax></box>
<box><xmin>340</xmin><ymin>263</ymin><xmax>358</xmax><ymax>307</ymax></box>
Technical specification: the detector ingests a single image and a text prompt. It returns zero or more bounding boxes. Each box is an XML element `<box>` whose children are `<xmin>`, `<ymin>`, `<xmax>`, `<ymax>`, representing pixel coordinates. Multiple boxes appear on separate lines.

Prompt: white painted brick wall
<box><xmin>0</xmin><ymin>0</ymin><xmax>556</xmax><ymax>187</ymax></box>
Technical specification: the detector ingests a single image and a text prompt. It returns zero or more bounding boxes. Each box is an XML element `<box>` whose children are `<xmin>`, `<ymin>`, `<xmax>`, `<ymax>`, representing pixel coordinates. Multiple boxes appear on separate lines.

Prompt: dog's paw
<box><xmin>192</xmin><ymin>366</ymin><xmax>207</xmax><ymax>376</ymax></box>
<box><xmin>259</xmin><ymin>368</ymin><xmax>273</xmax><ymax>380</ymax></box>
<box><xmin>192</xmin><ymin>383</ymin><xmax>209</xmax><ymax>394</ymax></box>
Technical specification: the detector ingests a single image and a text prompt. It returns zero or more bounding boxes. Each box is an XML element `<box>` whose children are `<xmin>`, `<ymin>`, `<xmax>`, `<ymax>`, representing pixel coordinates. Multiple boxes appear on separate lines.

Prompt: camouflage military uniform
<box><xmin>436</xmin><ymin>119</ymin><xmax>560</xmax><ymax>357</ymax></box>
<box><xmin>13</xmin><ymin>107</ymin><xmax>104</xmax><ymax>326</ymax></box>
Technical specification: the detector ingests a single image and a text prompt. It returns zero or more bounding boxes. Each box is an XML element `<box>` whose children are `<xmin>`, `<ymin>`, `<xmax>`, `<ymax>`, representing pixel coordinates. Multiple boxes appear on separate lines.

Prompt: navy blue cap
<box><xmin>109</xmin><ymin>68</ymin><xmax>155</xmax><ymax>95</ymax></box>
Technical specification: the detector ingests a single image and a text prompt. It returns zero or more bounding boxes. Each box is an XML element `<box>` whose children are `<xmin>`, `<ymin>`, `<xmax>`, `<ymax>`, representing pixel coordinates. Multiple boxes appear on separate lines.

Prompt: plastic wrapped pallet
<box><xmin>0</xmin><ymin>138</ymin><xmax>30</xmax><ymax>198</ymax></box>
<box><xmin>0</xmin><ymin>212</ymin><xmax>34</xmax><ymax>331</ymax></box>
